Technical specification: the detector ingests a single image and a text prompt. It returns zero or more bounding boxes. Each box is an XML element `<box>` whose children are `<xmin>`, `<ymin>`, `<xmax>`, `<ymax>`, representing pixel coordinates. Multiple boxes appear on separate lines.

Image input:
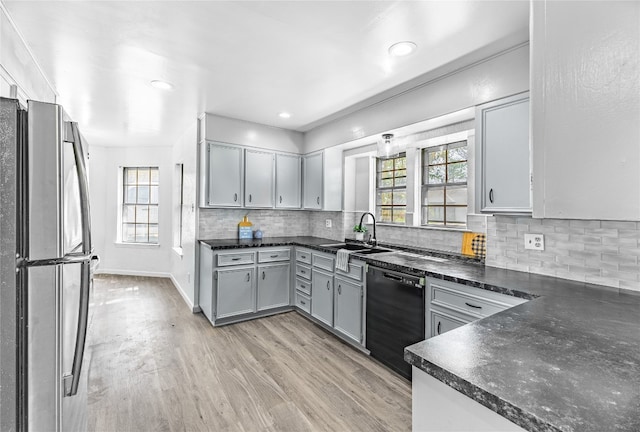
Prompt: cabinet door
<box><xmin>215</xmin><ymin>267</ymin><xmax>255</xmax><ymax>319</ymax></box>
<box><xmin>311</xmin><ymin>269</ymin><xmax>333</xmax><ymax>326</ymax></box>
<box><xmin>303</xmin><ymin>153</ymin><xmax>323</xmax><ymax>209</ymax></box>
<box><xmin>430</xmin><ymin>309</ymin><xmax>468</xmax><ymax>337</ymax></box>
<box><xmin>257</xmin><ymin>263</ymin><xmax>290</xmax><ymax>311</ymax></box>
<box><xmin>208</xmin><ymin>143</ymin><xmax>243</xmax><ymax>207</ymax></box>
<box><xmin>275</xmin><ymin>154</ymin><xmax>301</xmax><ymax>208</ymax></box>
<box><xmin>245</xmin><ymin>150</ymin><xmax>274</xmax><ymax>208</ymax></box>
<box><xmin>477</xmin><ymin>94</ymin><xmax>531</xmax><ymax>212</ymax></box>
<box><xmin>334</xmin><ymin>277</ymin><xmax>362</xmax><ymax>344</ymax></box>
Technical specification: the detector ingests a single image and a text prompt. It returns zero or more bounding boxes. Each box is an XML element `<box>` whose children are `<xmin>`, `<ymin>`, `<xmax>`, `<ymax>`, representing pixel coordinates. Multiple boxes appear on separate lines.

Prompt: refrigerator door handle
<box><xmin>18</xmin><ymin>250</ymin><xmax>94</xmax><ymax>268</ymax></box>
<box><xmin>63</xmin><ymin>259</ymin><xmax>91</xmax><ymax>397</ymax></box>
<box><xmin>69</xmin><ymin>121</ymin><xmax>92</xmax><ymax>255</ymax></box>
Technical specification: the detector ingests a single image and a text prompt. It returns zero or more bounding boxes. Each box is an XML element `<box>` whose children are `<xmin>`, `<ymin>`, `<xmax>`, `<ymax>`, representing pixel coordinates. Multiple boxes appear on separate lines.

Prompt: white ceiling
<box><xmin>3</xmin><ymin>1</ymin><xmax>529</xmax><ymax>148</ymax></box>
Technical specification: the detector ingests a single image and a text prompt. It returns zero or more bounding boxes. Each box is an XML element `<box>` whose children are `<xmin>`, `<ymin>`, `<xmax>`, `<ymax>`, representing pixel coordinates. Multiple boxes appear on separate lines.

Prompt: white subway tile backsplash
<box><xmin>486</xmin><ymin>215</ymin><xmax>640</xmax><ymax>292</ymax></box>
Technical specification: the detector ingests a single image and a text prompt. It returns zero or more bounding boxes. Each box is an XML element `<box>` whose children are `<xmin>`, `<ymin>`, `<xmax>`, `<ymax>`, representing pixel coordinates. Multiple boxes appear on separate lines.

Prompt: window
<box><xmin>122</xmin><ymin>167</ymin><xmax>159</xmax><ymax>243</ymax></box>
<box><xmin>376</xmin><ymin>154</ymin><xmax>406</xmax><ymax>224</ymax></box>
<box><xmin>422</xmin><ymin>141</ymin><xmax>467</xmax><ymax>227</ymax></box>
<box><xmin>173</xmin><ymin>163</ymin><xmax>184</xmax><ymax>250</ymax></box>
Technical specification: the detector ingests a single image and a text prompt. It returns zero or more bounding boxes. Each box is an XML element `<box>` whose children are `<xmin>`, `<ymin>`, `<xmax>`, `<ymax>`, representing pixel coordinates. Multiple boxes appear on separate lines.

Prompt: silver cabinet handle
<box><xmin>246</xmin><ymin>273</ymin><xmax>250</xmax><ymax>282</ymax></box>
<box><xmin>300</xmin><ymin>300</ymin><xmax>306</xmax><ymax>305</ymax></box>
<box><xmin>249</xmin><ymin>194</ymin><xmax>252</xmax><ymax>202</ymax></box>
<box><xmin>234</xmin><ymin>193</ymin><xmax>238</xmax><ymax>202</ymax></box>
<box><xmin>437</xmin><ymin>321</ymin><xmax>441</xmax><ymax>335</ymax></box>
<box><xmin>465</xmin><ymin>302</ymin><xmax>482</xmax><ymax>309</ymax></box>
<box><xmin>317</xmin><ymin>196</ymin><xmax>320</xmax><ymax>205</ymax></box>
<box><xmin>231</xmin><ymin>257</ymin><xmax>241</xmax><ymax>261</ymax></box>
<box><xmin>326</xmin><ymin>281</ymin><xmax>330</xmax><ymax>290</ymax></box>
<box><xmin>489</xmin><ymin>188</ymin><xmax>494</xmax><ymax>203</ymax></box>
<box><xmin>338</xmin><ymin>284</ymin><xmax>342</xmax><ymax>295</ymax></box>
<box><xmin>262</xmin><ymin>271</ymin><xmax>265</xmax><ymax>280</ymax></box>
<box><xmin>300</xmin><ymin>255</ymin><xmax>307</xmax><ymax>260</ymax></box>
<box><xmin>279</xmin><ymin>196</ymin><xmax>283</xmax><ymax>203</ymax></box>
<box><xmin>270</xmin><ymin>254</ymin><xmax>278</xmax><ymax>258</ymax></box>
<box><xmin>300</xmin><ymin>269</ymin><xmax>305</xmax><ymax>274</ymax></box>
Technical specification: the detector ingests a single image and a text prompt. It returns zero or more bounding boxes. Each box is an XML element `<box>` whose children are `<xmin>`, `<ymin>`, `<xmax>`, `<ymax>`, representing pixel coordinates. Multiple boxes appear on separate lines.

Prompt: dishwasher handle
<box><xmin>371</xmin><ymin>266</ymin><xmax>423</xmax><ymax>288</ymax></box>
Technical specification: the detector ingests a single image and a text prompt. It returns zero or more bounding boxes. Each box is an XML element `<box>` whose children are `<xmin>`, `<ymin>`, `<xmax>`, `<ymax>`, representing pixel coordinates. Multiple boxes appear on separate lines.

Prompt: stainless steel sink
<box><xmin>319</xmin><ymin>243</ymin><xmax>394</xmax><ymax>254</ymax></box>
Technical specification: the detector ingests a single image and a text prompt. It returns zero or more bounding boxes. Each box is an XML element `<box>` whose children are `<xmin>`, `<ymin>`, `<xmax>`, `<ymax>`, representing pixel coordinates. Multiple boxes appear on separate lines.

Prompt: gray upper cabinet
<box><xmin>333</xmin><ymin>277</ymin><xmax>362</xmax><ymax>344</ymax></box>
<box><xmin>303</xmin><ymin>153</ymin><xmax>323</xmax><ymax>209</ymax></box>
<box><xmin>208</xmin><ymin>143</ymin><xmax>243</xmax><ymax>207</ymax></box>
<box><xmin>476</xmin><ymin>93</ymin><xmax>531</xmax><ymax>213</ymax></box>
<box><xmin>257</xmin><ymin>263</ymin><xmax>290</xmax><ymax>311</ymax></box>
<box><xmin>311</xmin><ymin>269</ymin><xmax>333</xmax><ymax>326</ymax></box>
<box><xmin>245</xmin><ymin>149</ymin><xmax>274</xmax><ymax>208</ymax></box>
<box><xmin>275</xmin><ymin>154</ymin><xmax>301</xmax><ymax>208</ymax></box>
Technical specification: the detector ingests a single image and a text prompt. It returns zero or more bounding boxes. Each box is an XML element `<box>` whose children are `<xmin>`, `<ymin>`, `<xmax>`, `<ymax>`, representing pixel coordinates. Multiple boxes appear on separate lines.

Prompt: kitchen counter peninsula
<box><xmin>199</xmin><ymin>236</ymin><xmax>640</xmax><ymax>432</ymax></box>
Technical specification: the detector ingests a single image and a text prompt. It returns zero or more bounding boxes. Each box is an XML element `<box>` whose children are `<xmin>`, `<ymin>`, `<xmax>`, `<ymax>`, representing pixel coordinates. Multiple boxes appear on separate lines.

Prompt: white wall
<box><xmin>303</xmin><ymin>44</ymin><xmax>529</xmax><ymax>152</ymax></box>
<box><xmin>90</xmin><ymin>145</ymin><xmax>174</xmax><ymax>277</ymax></box>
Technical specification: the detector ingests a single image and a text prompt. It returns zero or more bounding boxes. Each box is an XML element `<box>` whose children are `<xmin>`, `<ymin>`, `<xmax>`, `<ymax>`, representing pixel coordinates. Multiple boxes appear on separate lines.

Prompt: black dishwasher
<box><xmin>366</xmin><ymin>266</ymin><xmax>425</xmax><ymax>380</ymax></box>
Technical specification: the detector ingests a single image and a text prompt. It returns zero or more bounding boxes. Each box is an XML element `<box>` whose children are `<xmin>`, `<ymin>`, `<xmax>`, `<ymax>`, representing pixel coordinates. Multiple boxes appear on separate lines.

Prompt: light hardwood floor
<box><xmin>87</xmin><ymin>274</ymin><xmax>411</xmax><ymax>432</ymax></box>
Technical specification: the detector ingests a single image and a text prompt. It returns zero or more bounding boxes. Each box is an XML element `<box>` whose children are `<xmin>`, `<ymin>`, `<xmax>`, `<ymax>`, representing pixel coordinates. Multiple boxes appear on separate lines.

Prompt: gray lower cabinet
<box><xmin>334</xmin><ymin>276</ymin><xmax>363</xmax><ymax>344</ymax></box>
<box><xmin>257</xmin><ymin>263</ymin><xmax>290</xmax><ymax>311</ymax></box>
<box><xmin>216</xmin><ymin>267</ymin><xmax>255</xmax><ymax>319</ymax></box>
<box><xmin>311</xmin><ymin>268</ymin><xmax>334</xmax><ymax>326</ymax></box>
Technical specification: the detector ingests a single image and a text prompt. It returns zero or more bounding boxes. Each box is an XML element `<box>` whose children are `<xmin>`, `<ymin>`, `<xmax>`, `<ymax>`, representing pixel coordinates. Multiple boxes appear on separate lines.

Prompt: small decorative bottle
<box><xmin>238</xmin><ymin>215</ymin><xmax>253</xmax><ymax>239</ymax></box>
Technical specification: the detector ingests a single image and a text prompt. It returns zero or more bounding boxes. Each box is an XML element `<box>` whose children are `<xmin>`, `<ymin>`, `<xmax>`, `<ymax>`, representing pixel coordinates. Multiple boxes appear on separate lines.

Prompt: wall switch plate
<box><xmin>325</xmin><ymin>219</ymin><xmax>332</xmax><ymax>228</ymax></box>
<box><xmin>524</xmin><ymin>233</ymin><xmax>545</xmax><ymax>251</ymax></box>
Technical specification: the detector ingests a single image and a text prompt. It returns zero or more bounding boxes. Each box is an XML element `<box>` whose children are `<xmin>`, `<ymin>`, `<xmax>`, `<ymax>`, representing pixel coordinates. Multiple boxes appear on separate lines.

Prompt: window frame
<box><xmin>120</xmin><ymin>166</ymin><xmax>160</xmax><ymax>244</ymax></box>
<box><xmin>421</xmin><ymin>141</ymin><xmax>468</xmax><ymax>227</ymax></box>
<box><xmin>375</xmin><ymin>153</ymin><xmax>407</xmax><ymax>225</ymax></box>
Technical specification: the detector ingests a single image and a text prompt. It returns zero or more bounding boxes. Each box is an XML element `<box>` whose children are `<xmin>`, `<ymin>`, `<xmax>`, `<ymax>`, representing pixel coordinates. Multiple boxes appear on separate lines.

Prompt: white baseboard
<box><xmin>95</xmin><ymin>269</ymin><xmax>197</xmax><ymax>313</ymax></box>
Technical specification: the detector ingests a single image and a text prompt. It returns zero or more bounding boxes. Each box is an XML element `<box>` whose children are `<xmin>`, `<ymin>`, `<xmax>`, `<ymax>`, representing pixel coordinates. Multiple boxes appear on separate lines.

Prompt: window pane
<box><xmin>427</xmin><ymin>206</ymin><xmax>444</xmax><ymax>223</ymax></box>
<box><xmin>393</xmin><ymin>190</ymin><xmax>406</xmax><ymax>205</ymax></box>
<box><xmin>381</xmin><ymin>159</ymin><xmax>394</xmax><ymax>171</ymax></box>
<box><xmin>379</xmin><ymin>206</ymin><xmax>392</xmax><ymax>223</ymax></box>
<box><xmin>137</xmin><ymin>186</ymin><xmax>150</xmax><ymax>204</ymax></box>
<box><xmin>427</xmin><ymin>148</ymin><xmax>446</xmax><ymax>165</ymax></box>
<box><xmin>149</xmin><ymin>206</ymin><xmax>159</xmax><ymax>224</ymax></box>
<box><xmin>446</xmin><ymin>185</ymin><xmax>468</xmax><ymax>205</ymax></box>
<box><xmin>148</xmin><ymin>225</ymin><xmax>159</xmax><ymax>243</ymax></box>
<box><xmin>425</xmin><ymin>187</ymin><xmax>445</xmax><ymax>205</ymax></box>
<box><xmin>448</xmin><ymin>145</ymin><xmax>467</xmax><ymax>162</ymax></box>
<box><xmin>125</xmin><ymin>168</ymin><xmax>137</xmax><ymax>185</ymax></box>
<box><xmin>393</xmin><ymin>208</ymin><xmax>406</xmax><ymax>224</ymax></box>
<box><xmin>150</xmin><ymin>186</ymin><xmax>159</xmax><ymax>204</ymax></box>
<box><xmin>135</xmin><ymin>224</ymin><xmax>148</xmax><ymax>242</ymax></box>
<box><xmin>137</xmin><ymin>168</ymin><xmax>150</xmax><ymax>184</ymax></box>
<box><xmin>394</xmin><ymin>169</ymin><xmax>406</xmax><ymax>178</ymax></box>
<box><xmin>149</xmin><ymin>168</ymin><xmax>159</xmax><ymax>185</ymax></box>
<box><xmin>125</xmin><ymin>186</ymin><xmax>137</xmax><ymax>204</ymax></box>
<box><xmin>446</xmin><ymin>207</ymin><xmax>467</xmax><ymax>225</ymax></box>
<box><xmin>447</xmin><ymin>162</ymin><xmax>467</xmax><ymax>183</ymax></box>
<box><xmin>123</xmin><ymin>205</ymin><xmax>136</xmax><ymax>223</ymax></box>
<box><xmin>428</xmin><ymin>166</ymin><xmax>446</xmax><ymax>184</ymax></box>
<box><xmin>394</xmin><ymin>176</ymin><xmax>407</xmax><ymax>187</ymax></box>
<box><xmin>380</xmin><ymin>178</ymin><xmax>393</xmax><ymax>188</ymax></box>
<box><xmin>381</xmin><ymin>170</ymin><xmax>394</xmax><ymax>179</ymax></box>
<box><xmin>394</xmin><ymin>157</ymin><xmax>406</xmax><ymax>170</ymax></box>
<box><xmin>123</xmin><ymin>224</ymin><xmax>136</xmax><ymax>242</ymax></box>
<box><xmin>136</xmin><ymin>205</ymin><xmax>149</xmax><ymax>223</ymax></box>
<box><xmin>377</xmin><ymin>191</ymin><xmax>393</xmax><ymax>205</ymax></box>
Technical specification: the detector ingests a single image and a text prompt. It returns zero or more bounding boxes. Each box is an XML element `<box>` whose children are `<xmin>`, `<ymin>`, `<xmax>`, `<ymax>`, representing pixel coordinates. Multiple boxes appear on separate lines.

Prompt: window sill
<box><xmin>114</xmin><ymin>242</ymin><xmax>160</xmax><ymax>248</ymax></box>
<box><xmin>376</xmin><ymin>223</ymin><xmax>470</xmax><ymax>233</ymax></box>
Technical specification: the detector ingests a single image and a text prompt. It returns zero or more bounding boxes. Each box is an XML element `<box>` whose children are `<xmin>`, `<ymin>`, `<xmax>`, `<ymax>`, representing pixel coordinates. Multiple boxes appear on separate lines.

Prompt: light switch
<box><xmin>524</xmin><ymin>233</ymin><xmax>544</xmax><ymax>251</ymax></box>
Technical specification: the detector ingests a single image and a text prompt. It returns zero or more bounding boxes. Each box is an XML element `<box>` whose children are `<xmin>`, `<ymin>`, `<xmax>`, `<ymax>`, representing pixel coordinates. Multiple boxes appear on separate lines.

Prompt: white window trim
<box><xmin>116</xmin><ymin>166</ymin><xmax>160</xmax><ymax>245</ymax></box>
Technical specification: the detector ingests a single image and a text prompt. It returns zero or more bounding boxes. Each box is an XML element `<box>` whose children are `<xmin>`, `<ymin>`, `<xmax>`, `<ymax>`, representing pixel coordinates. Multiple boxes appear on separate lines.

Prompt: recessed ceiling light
<box><xmin>150</xmin><ymin>80</ymin><xmax>174</xmax><ymax>90</ymax></box>
<box><xmin>278</xmin><ymin>112</ymin><xmax>291</xmax><ymax>119</ymax></box>
<box><xmin>388</xmin><ymin>41</ymin><xmax>417</xmax><ymax>57</ymax></box>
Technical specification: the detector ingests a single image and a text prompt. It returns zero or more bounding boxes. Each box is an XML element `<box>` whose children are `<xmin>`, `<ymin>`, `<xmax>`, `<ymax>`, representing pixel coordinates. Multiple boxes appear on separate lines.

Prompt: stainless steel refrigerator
<box><xmin>0</xmin><ymin>97</ymin><xmax>97</xmax><ymax>431</ymax></box>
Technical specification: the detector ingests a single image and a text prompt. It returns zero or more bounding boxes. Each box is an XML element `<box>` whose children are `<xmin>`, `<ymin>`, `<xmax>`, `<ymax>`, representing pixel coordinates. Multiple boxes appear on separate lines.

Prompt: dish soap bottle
<box><xmin>238</xmin><ymin>215</ymin><xmax>253</xmax><ymax>240</ymax></box>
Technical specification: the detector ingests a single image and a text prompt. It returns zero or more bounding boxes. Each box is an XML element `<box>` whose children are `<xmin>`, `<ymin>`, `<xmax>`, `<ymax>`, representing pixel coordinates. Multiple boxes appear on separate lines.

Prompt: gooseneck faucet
<box><xmin>358</xmin><ymin>212</ymin><xmax>377</xmax><ymax>246</ymax></box>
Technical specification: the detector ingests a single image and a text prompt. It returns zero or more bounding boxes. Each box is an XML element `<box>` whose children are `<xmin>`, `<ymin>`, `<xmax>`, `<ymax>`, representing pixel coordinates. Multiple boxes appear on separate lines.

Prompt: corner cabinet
<box><xmin>303</xmin><ymin>148</ymin><xmax>343</xmax><ymax>211</ymax></box>
<box><xmin>303</xmin><ymin>153</ymin><xmax>323</xmax><ymax>209</ymax></box>
<box><xmin>476</xmin><ymin>93</ymin><xmax>531</xmax><ymax>213</ymax></box>
<box><xmin>206</xmin><ymin>143</ymin><xmax>244</xmax><ymax>207</ymax></box>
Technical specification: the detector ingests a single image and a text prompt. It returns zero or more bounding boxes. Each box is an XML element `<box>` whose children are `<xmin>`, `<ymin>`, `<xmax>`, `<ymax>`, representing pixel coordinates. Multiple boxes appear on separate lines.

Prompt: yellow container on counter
<box><xmin>238</xmin><ymin>215</ymin><xmax>253</xmax><ymax>239</ymax></box>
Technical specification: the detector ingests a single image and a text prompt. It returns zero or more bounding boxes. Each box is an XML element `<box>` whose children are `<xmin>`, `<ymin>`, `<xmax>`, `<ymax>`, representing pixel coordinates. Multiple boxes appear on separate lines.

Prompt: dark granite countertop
<box><xmin>199</xmin><ymin>236</ymin><xmax>640</xmax><ymax>432</ymax></box>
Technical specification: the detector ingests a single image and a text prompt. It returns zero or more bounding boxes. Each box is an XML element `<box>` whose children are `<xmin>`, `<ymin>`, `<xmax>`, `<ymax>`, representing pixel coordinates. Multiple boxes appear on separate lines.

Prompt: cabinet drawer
<box><xmin>312</xmin><ymin>253</ymin><xmax>334</xmax><ymax>272</ymax></box>
<box><xmin>296</xmin><ymin>249</ymin><xmax>312</xmax><ymax>264</ymax></box>
<box><xmin>295</xmin><ymin>277</ymin><xmax>311</xmax><ymax>295</ymax></box>
<box><xmin>258</xmin><ymin>249</ymin><xmax>291</xmax><ymax>263</ymax></box>
<box><xmin>217</xmin><ymin>251</ymin><xmax>255</xmax><ymax>267</ymax></box>
<box><xmin>295</xmin><ymin>264</ymin><xmax>311</xmax><ymax>280</ymax></box>
<box><xmin>430</xmin><ymin>309</ymin><xmax>470</xmax><ymax>337</ymax></box>
<box><xmin>335</xmin><ymin>261</ymin><xmax>363</xmax><ymax>282</ymax></box>
<box><xmin>295</xmin><ymin>291</ymin><xmax>311</xmax><ymax>314</ymax></box>
<box><xmin>431</xmin><ymin>284</ymin><xmax>513</xmax><ymax>318</ymax></box>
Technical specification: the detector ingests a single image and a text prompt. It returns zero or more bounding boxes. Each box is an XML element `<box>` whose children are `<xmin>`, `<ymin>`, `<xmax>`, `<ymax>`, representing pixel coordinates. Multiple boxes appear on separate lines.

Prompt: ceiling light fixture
<box><xmin>388</xmin><ymin>41</ymin><xmax>417</xmax><ymax>57</ymax></box>
<box><xmin>377</xmin><ymin>133</ymin><xmax>399</xmax><ymax>159</ymax></box>
<box><xmin>278</xmin><ymin>112</ymin><xmax>291</xmax><ymax>119</ymax></box>
<box><xmin>150</xmin><ymin>80</ymin><xmax>174</xmax><ymax>90</ymax></box>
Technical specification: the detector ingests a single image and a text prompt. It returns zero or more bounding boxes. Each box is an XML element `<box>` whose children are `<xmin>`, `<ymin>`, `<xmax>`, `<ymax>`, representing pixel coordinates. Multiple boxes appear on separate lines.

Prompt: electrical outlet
<box><xmin>325</xmin><ymin>219</ymin><xmax>332</xmax><ymax>228</ymax></box>
<box><xmin>524</xmin><ymin>233</ymin><xmax>545</xmax><ymax>251</ymax></box>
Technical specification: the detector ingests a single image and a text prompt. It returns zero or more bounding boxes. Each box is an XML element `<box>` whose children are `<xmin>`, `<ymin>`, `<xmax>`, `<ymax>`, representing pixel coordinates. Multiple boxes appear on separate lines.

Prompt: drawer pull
<box><xmin>300</xmin><ymin>255</ymin><xmax>307</xmax><ymax>259</ymax></box>
<box><xmin>465</xmin><ymin>302</ymin><xmax>482</xmax><ymax>309</ymax></box>
<box><xmin>437</xmin><ymin>321</ymin><xmax>441</xmax><ymax>335</ymax></box>
<box><xmin>300</xmin><ymin>270</ymin><xmax>306</xmax><ymax>274</ymax></box>
<box><xmin>270</xmin><ymin>254</ymin><xmax>279</xmax><ymax>258</ymax></box>
<box><xmin>231</xmin><ymin>257</ymin><xmax>241</xmax><ymax>261</ymax></box>
<box><xmin>300</xmin><ymin>300</ymin><xmax>306</xmax><ymax>305</ymax></box>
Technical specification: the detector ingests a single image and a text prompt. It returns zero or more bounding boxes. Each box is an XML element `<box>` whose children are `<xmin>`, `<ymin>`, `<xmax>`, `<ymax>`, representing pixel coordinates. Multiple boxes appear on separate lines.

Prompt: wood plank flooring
<box><xmin>87</xmin><ymin>274</ymin><xmax>411</xmax><ymax>432</ymax></box>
